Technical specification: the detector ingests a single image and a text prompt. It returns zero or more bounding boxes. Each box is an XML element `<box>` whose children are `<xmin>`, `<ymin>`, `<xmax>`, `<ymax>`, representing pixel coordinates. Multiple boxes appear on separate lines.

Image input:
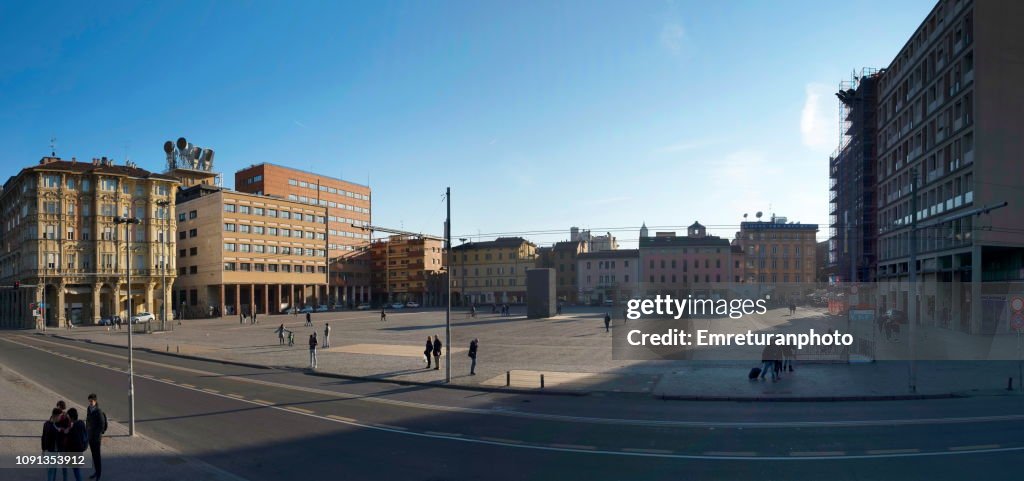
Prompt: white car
<box><xmin>356</xmin><ymin>303</ymin><xmax>371</xmax><ymax>310</ymax></box>
<box><xmin>131</xmin><ymin>312</ymin><xmax>154</xmax><ymax>324</ymax></box>
<box><xmin>316</xmin><ymin>305</ymin><xmax>329</xmax><ymax>312</ymax></box>
<box><xmin>405</xmin><ymin>301</ymin><xmax>420</xmax><ymax>308</ymax></box>
<box><xmin>390</xmin><ymin>302</ymin><xmax>405</xmax><ymax>309</ymax></box>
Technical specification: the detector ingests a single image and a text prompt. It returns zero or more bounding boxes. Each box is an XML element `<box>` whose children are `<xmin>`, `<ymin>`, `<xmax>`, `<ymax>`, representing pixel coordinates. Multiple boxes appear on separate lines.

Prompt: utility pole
<box><xmin>115</xmin><ymin>216</ymin><xmax>141</xmax><ymax>436</ymax></box>
<box><xmin>445</xmin><ymin>187</ymin><xmax>451</xmax><ymax>383</ymax></box>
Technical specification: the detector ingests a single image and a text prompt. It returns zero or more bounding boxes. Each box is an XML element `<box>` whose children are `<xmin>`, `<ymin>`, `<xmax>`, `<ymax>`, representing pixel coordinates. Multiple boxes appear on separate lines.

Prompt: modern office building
<box><xmin>638</xmin><ymin>222</ymin><xmax>743</xmax><ymax>298</ymax></box>
<box><xmin>829</xmin><ymin>68</ymin><xmax>881</xmax><ymax>284</ymax></box>
<box><xmin>0</xmin><ymin>156</ymin><xmax>178</xmax><ymax>328</ymax></box>
<box><xmin>874</xmin><ymin>0</ymin><xmax>1024</xmax><ymax>334</ymax></box>
<box><xmin>369</xmin><ymin>234</ymin><xmax>445</xmax><ymax>306</ymax></box>
<box><xmin>234</xmin><ymin>163</ymin><xmax>371</xmax><ymax>306</ymax></box>
<box><xmin>451</xmin><ymin>237</ymin><xmax>538</xmax><ymax>305</ymax></box>
<box><xmin>173</xmin><ymin>183</ymin><xmax>328</xmax><ymax>317</ymax></box>
<box><xmin>577</xmin><ymin>249</ymin><xmax>640</xmax><ymax>305</ymax></box>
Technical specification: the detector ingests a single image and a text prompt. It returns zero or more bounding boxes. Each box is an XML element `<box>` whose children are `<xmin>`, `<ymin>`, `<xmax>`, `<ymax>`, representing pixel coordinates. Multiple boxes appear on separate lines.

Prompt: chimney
<box><xmin>71</xmin><ymin>157</ymin><xmax>77</xmax><ymax>163</ymax></box>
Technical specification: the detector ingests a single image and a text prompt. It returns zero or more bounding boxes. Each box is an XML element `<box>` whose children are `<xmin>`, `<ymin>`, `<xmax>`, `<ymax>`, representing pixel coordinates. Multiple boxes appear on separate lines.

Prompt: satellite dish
<box><xmin>163</xmin><ymin>141</ymin><xmax>174</xmax><ymax>153</ymax></box>
<box><xmin>756</xmin><ymin>211</ymin><xmax>763</xmax><ymax>219</ymax></box>
<box><xmin>201</xmin><ymin>149</ymin><xmax>214</xmax><ymax>170</ymax></box>
<box><xmin>176</xmin><ymin>137</ymin><xmax>188</xmax><ymax>151</ymax></box>
<box><xmin>743</xmin><ymin>213</ymin><xmax>748</xmax><ymax>219</ymax></box>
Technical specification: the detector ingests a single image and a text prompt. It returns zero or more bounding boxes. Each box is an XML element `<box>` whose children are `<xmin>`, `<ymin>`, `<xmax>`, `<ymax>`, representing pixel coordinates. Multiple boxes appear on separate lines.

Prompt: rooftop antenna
<box><xmin>49</xmin><ymin>136</ymin><xmax>57</xmax><ymax>156</ymax></box>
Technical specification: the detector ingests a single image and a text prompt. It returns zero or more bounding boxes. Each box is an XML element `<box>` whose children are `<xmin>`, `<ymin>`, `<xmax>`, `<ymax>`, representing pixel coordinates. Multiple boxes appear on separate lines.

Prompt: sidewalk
<box><xmin>29</xmin><ymin>306</ymin><xmax>1024</xmax><ymax>400</ymax></box>
<box><xmin>0</xmin><ymin>365</ymin><xmax>245</xmax><ymax>481</ymax></box>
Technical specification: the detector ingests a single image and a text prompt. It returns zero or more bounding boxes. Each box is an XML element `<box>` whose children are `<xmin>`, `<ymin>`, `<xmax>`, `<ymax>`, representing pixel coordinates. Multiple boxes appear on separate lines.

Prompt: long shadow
<box><xmin>380</xmin><ymin>316</ymin><xmax>535</xmax><ymax>332</ymax></box>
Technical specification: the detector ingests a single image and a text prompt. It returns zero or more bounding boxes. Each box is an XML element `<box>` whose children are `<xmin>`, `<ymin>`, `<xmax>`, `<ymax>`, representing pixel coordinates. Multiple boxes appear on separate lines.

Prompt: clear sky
<box><xmin>0</xmin><ymin>0</ymin><xmax>935</xmax><ymax>248</ymax></box>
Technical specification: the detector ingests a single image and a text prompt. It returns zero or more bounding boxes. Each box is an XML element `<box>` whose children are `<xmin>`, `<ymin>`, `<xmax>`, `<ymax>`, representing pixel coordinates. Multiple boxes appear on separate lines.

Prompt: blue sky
<box><xmin>0</xmin><ymin>0</ymin><xmax>934</xmax><ymax>248</ymax></box>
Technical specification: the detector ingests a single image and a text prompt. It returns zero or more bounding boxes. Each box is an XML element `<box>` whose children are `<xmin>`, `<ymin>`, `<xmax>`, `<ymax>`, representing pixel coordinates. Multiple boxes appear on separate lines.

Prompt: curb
<box><xmin>657</xmin><ymin>393</ymin><xmax>962</xmax><ymax>402</ymax></box>
<box><xmin>304</xmin><ymin>370</ymin><xmax>588</xmax><ymax>397</ymax></box>
<box><xmin>35</xmin><ymin>332</ymin><xmax>271</xmax><ymax>371</ymax></box>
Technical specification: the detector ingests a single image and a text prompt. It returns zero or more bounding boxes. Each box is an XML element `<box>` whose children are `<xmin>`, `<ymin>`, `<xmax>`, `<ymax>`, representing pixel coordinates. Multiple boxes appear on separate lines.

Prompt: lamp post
<box><xmin>156</xmin><ymin>200</ymin><xmax>170</xmax><ymax>331</ymax></box>
<box><xmin>458</xmin><ymin>238</ymin><xmax>467</xmax><ymax>307</ymax></box>
<box><xmin>114</xmin><ymin>215</ymin><xmax>141</xmax><ymax>436</ymax></box>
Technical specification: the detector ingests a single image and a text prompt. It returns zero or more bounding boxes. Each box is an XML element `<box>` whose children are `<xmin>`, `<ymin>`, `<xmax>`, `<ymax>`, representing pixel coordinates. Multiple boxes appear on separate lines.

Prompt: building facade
<box><xmin>234</xmin><ymin>163</ymin><xmax>372</xmax><ymax>306</ymax></box>
<box><xmin>451</xmin><ymin>237</ymin><xmax>538</xmax><ymax>305</ymax></box>
<box><xmin>577</xmin><ymin>249</ymin><xmax>640</xmax><ymax>305</ymax></box>
<box><xmin>570</xmin><ymin>227</ymin><xmax>619</xmax><ymax>252</ymax></box>
<box><xmin>874</xmin><ymin>0</ymin><xmax>1024</xmax><ymax>334</ymax></box>
<box><xmin>369</xmin><ymin>234</ymin><xmax>445</xmax><ymax>306</ymax></box>
<box><xmin>0</xmin><ymin>157</ymin><xmax>178</xmax><ymax>328</ymax></box>
<box><xmin>539</xmin><ymin>240</ymin><xmax>587</xmax><ymax>303</ymax></box>
<box><xmin>173</xmin><ymin>184</ymin><xmax>328</xmax><ymax>317</ymax></box>
<box><xmin>737</xmin><ymin>217</ymin><xmax>818</xmax><ymax>288</ymax></box>
<box><xmin>638</xmin><ymin>222</ymin><xmax>743</xmax><ymax>298</ymax></box>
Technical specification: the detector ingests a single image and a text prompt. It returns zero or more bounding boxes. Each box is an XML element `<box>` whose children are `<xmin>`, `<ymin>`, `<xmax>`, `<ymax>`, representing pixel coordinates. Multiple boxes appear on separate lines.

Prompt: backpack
<box><xmin>67</xmin><ymin>421</ymin><xmax>88</xmax><ymax>452</ymax></box>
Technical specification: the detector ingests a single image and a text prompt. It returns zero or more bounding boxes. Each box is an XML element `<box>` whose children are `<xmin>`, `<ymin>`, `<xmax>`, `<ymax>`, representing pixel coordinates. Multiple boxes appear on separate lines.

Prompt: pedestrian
<box><xmin>240</xmin><ymin>310</ymin><xmax>244</xmax><ymax>325</ymax></box>
<box><xmin>782</xmin><ymin>343</ymin><xmax>796</xmax><ymax>373</ymax></box>
<box><xmin>470</xmin><ymin>305</ymin><xmax>476</xmax><ymax>318</ymax></box>
<box><xmin>380</xmin><ymin>307</ymin><xmax>387</xmax><ymax>322</ymax></box>
<box><xmin>86</xmin><ymin>393</ymin><xmax>107</xmax><ymax>481</ymax></box>
<box><xmin>556</xmin><ymin>302</ymin><xmax>562</xmax><ymax>315</ymax></box>
<box><xmin>424</xmin><ymin>336</ymin><xmax>433</xmax><ymax>368</ymax></box>
<box><xmin>623</xmin><ymin>307</ymin><xmax>628</xmax><ymax>323</ymax></box>
<box><xmin>252</xmin><ymin>311</ymin><xmax>258</xmax><ymax>325</ymax></box>
<box><xmin>42</xmin><ymin>407</ymin><xmax>63</xmax><ymax>481</ymax></box>
<box><xmin>288</xmin><ymin>330</ymin><xmax>295</xmax><ymax>346</ymax></box>
<box><xmin>468</xmin><ymin>338</ymin><xmax>478</xmax><ymax>375</ymax></box>
<box><xmin>309</xmin><ymin>332</ymin><xmax>318</xmax><ymax>369</ymax></box>
<box><xmin>65</xmin><ymin>408</ymin><xmax>88</xmax><ymax>481</ymax></box>
<box><xmin>54</xmin><ymin>400</ymin><xmax>71</xmax><ymax>481</ymax></box>
<box><xmin>323</xmin><ymin>323</ymin><xmax>331</xmax><ymax>349</ymax></box>
<box><xmin>432</xmin><ymin>335</ymin><xmax>442</xmax><ymax>370</ymax></box>
<box><xmin>305</xmin><ymin>311</ymin><xmax>312</xmax><ymax>327</ymax></box>
<box><xmin>759</xmin><ymin>345</ymin><xmax>778</xmax><ymax>381</ymax></box>
<box><xmin>276</xmin><ymin>324</ymin><xmax>286</xmax><ymax>345</ymax></box>
<box><xmin>604</xmin><ymin>312</ymin><xmax>611</xmax><ymax>332</ymax></box>
<box><xmin>293</xmin><ymin>306</ymin><xmax>298</xmax><ymax>318</ymax></box>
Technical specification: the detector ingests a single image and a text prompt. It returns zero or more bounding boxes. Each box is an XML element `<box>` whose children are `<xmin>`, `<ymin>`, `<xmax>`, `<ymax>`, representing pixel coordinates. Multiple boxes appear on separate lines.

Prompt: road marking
<box><xmin>480</xmin><ymin>437</ymin><xmax>523</xmax><ymax>444</ymax></box>
<box><xmin>374</xmin><ymin>424</ymin><xmax>408</xmax><ymax>431</ymax></box>
<box><xmin>160</xmin><ymin>378</ymin><xmax>174</xmax><ymax>383</ymax></box>
<box><xmin>866</xmin><ymin>449</ymin><xmax>920</xmax><ymax>455</ymax></box>
<box><xmin>623</xmin><ymin>448</ymin><xmax>674</xmax><ymax>454</ymax></box>
<box><xmin>225</xmin><ymin>393</ymin><xmax>245</xmax><ymax>399</ymax></box>
<box><xmin>550</xmin><ymin>443</ymin><xmax>596</xmax><ymax>450</ymax></box>
<box><xmin>425</xmin><ymin>431</ymin><xmax>462</xmax><ymax>437</ymax></box>
<box><xmin>252</xmin><ymin>399</ymin><xmax>274</xmax><ymax>405</ymax></box>
<box><xmin>950</xmin><ymin>444</ymin><xmax>1000</xmax><ymax>451</ymax></box>
<box><xmin>790</xmin><ymin>451</ymin><xmax>846</xmax><ymax>457</ymax></box>
<box><xmin>704</xmin><ymin>451</ymin><xmax>757</xmax><ymax>457</ymax></box>
<box><xmin>284</xmin><ymin>406</ymin><xmax>314</xmax><ymax>414</ymax></box>
<box><xmin>180</xmin><ymin>383</ymin><xmax>196</xmax><ymax>388</ymax></box>
<box><xmin>202</xmin><ymin>388</ymin><xmax>220</xmax><ymax>394</ymax></box>
<box><xmin>327</xmin><ymin>415</ymin><xmax>356</xmax><ymax>422</ymax></box>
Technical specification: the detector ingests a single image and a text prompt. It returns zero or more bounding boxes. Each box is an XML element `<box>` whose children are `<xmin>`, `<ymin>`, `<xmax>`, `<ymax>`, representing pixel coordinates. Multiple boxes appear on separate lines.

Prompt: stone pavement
<box><xmin>0</xmin><ymin>365</ymin><xmax>245</xmax><ymax>481</ymax></box>
<box><xmin>30</xmin><ymin>306</ymin><xmax>1024</xmax><ymax>400</ymax></box>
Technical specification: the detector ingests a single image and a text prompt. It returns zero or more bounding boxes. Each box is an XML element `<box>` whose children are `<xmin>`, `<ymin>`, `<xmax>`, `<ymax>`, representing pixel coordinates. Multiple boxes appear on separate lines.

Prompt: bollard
<box><xmin>166</xmin><ymin>345</ymin><xmax>169</xmax><ymax>352</ymax></box>
<box><xmin>540</xmin><ymin>374</ymin><xmax>545</xmax><ymax>389</ymax></box>
<box><xmin>176</xmin><ymin>345</ymin><xmax>179</xmax><ymax>354</ymax></box>
<box><xmin>1009</xmin><ymin>377</ymin><xmax>1014</xmax><ymax>391</ymax></box>
<box><xmin>506</xmin><ymin>370</ymin><xmax>510</xmax><ymax>387</ymax></box>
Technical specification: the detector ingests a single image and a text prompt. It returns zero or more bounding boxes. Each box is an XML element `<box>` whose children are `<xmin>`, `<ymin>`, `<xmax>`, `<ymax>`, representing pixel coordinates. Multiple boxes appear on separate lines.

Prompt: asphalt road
<box><xmin>2</xmin><ymin>332</ymin><xmax>1023</xmax><ymax>480</ymax></box>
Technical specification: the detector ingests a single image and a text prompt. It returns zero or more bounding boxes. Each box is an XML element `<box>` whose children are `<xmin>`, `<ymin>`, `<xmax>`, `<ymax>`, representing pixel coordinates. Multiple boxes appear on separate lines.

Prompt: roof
<box><xmin>552</xmin><ymin>240</ymin><xmax>585</xmax><ymax>251</ymax></box>
<box><xmin>639</xmin><ymin>235</ymin><xmax>730</xmax><ymax>248</ymax></box>
<box><xmin>740</xmin><ymin>221</ymin><xmax>819</xmax><ymax>231</ymax></box>
<box><xmin>578</xmin><ymin>249</ymin><xmax>639</xmax><ymax>260</ymax></box>
<box><xmin>452</xmin><ymin>236</ymin><xmax>534</xmax><ymax>251</ymax></box>
<box><xmin>238</xmin><ymin>162</ymin><xmax>370</xmax><ymax>189</ymax></box>
<box><xmin>3</xmin><ymin>157</ymin><xmax>179</xmax><ymax>195</ymax></box>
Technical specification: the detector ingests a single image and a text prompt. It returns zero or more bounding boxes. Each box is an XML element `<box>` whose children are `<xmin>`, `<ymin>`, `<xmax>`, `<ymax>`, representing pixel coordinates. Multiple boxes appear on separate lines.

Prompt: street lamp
<box><xmin>458</xmin><ymin>238</ymin><xmax>467</xmax><ymax>307</ymax></box>
<box><xmin>114</xmin><ymin>215</ymin><xmax>141</xmax><ymax>436</ymax></box>
<box><xmin>156</xmin><ymin>200</ymin><xmax>170</xmax><ymax>331</ymax></box>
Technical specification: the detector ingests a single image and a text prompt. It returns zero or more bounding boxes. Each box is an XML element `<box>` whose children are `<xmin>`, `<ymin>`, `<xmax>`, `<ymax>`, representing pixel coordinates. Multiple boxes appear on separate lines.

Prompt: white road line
<box><xmin>327</xmin><ymin>415</ymin><xmax>356</xmax><ymax>422</ymax></box>
<box><xmin>284</xmin><ymin>406</ymin><xmax>314</xmax><ymax>414</ymax></box>
<box><xmin>704</xmin><ymin>451</ymin><xmax>757</xmax><ymax>457</ymax></box>
<box><xmin>950</xmin><ymin>444</ymin><xmax>1000</xmax><ymax>451</ymax></box>
<box><xmin>225</xmin><ymin>393</ymin><xmax>245</xmax><ymax>399</ymax></box>
<box><xmin>550</xmin><ymin>443</ymin><xmax>596</xmax><ymax>450</ymax></box>
<box><xmin>623</xmin><ymin>448</ymin><xmax>674</xmax><ymax>454</ymax></box>
<box><xmin>480</xmin><ymin>437</ymin><xmax>523</xmax><ymax>444</ymax></box>
<box><xmin>790</xmin><ymin>451</ymin><xmax>846</xmax><ymax>457</ymax></box>
<box><xmin>866</xmin><ymin>449</ymin><xmax>921</xmax><ymax>455</ymax></box>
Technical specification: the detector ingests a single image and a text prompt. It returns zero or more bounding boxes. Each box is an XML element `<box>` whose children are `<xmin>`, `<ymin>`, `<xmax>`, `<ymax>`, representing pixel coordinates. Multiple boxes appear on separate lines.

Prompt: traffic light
<box><xmin>13</xmin><ymin>280</ymin><xmax>19</xmax><ymax>289</ymax></box>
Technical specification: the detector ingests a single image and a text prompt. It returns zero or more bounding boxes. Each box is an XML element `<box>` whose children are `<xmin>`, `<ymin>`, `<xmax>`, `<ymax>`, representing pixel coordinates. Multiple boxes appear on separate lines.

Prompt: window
<box><xmin>253</xmin><ymin>207</ymin><xmax>264</xmax><ymax>216</ymax></box>
<box><xmin>253</xmin><ymin>226</ymin><xmax>264</xmax><ymax>235</ymax></box>
<box><xmin>101</xmin><ymin>178</ymin><xmax>117</xmax><ymax>191</ymax></box>
<box><xmin>190</xmin><ymin>247</ymin><xmax>197</xmax><ymax>256</ymax></box>
<box><xmin>267</xmin><ymin>209</ymin><xmax>278</xmax><ymax>218</ymax></box>
<box><xmin>224</xmin><ymin>203</ymin><xmax>236</xmax><ymax>213</ymax></box>
<box><xmin>280</xmin><ymin>211</ymin><xmax>291</xmax><ymax>220</ymax></box>
<box><xmin>239</xmin><ymin>244</ymin><xmax>251</xmax><ymax>253</ymax></box>
<box><xmin>178</xmin><ymin>213</ymin><xmax>186</xmax><ymax>222</ymax></box>
<box><xmin>189</xmin><ymin>210</ymin><xmax>197</xmax><ymax>219</ymax></box>
<box><xmin>288</xmin><ymin>179</ymin><xmax>298</xmax><ymax>186</ymax></box>
<box><xmin>189</xmin><ymin>228</ymin><xmax>197</xmax><ymax>238</ymax></box>
<box><xmin>81</xmin><ymin>179</ymin><xmax>91</xmax><ymax>192</ymax></box>
<box><xmin>43</xmin><ymin>175</ymin><xmax>60</xmax><ymax>188</ymax></box>
<box><xmin>66</xmin><ymin>178</ymin><xmax>76</xmax><ymax>190</ymax></box>
<box><xmin>189</xmin><ymin>266</ymin><xmax>198</xmax><ymax>274</ymax></box>
<box><xmin>240</xmin><ymin>263</ymin><xmax>252</xmax><ymax>271</ymax></box>
<box><xmin>239</xmin><ymin>225</ymin><xmax>250</xmax><ymax>233</ymax></box>
<box><xmin>239</xmin><ymin>205</ymin><xmax>250</xmax><ymax>214</ymax></box>
<box><xmin>224</xmin><ymin>223</ymin><xmax>236</xmax><ymax>232</ymax></box>
<box><xmin>224</xmin><ymin>262</ymin><xmax>236</xmax><ymax>271</ymax></box>
<box><xmin>224</xmin><ymin>243</ymin><xmax>236</xmax><ymax>252</ymax></box>
<box><xmin>178</xmin><ymin>231</ymin><xmax>186</xmax><ymax>240</ymax></box>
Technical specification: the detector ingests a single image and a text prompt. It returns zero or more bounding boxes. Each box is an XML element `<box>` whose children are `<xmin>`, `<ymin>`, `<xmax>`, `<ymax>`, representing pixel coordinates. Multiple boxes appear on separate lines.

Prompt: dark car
<box><xmin>884</xmin><ymin>309</ymin><xmax>908</xmax><ymax>324</ymax></box>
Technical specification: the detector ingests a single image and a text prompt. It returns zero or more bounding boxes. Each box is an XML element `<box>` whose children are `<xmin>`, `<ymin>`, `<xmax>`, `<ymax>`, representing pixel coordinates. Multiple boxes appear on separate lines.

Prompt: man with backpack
<box><xmin>65</xmin><ymin>408</ymin><xmax>89</xmax><ymax>481</ymax></box>
<box><xmin>86</xmin><ymin>393</ymin><xmax>108</xmax><ymax>480</ymax></box>
<box><xmin>309</xmin><ymin>332</ymin><xmax>319</xmax><ymax>369</ymax></box>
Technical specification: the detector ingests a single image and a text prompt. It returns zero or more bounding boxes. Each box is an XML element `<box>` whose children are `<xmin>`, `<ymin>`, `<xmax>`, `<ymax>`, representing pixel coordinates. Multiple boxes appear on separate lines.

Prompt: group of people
<box><xmin>757</xmin><ymin>344</ymin><xmax>796</xmax><ymax>381</ymax></box>
<box><xmin>423</xmin><ymin>336</ymin><xmax>480</xmax><ymax>375</ymax></box>
<box><xmin>41</xmin><ymin>394</ymin><xmax>107</xmax><ymax>481</ymax></box>
<box><xmin>492</xmin><ymin>304</ymin><xmax>512</xmax><ymax>316</ymax></box>
<box><xmin>274</xmin><ymin>319</ymin><xmax>331</xmax><ymax>369</ymax></box>
<box><xmin>239</xmin><ymin>310</ymin><xmax>258</xmax><ymax>325</ymax></box>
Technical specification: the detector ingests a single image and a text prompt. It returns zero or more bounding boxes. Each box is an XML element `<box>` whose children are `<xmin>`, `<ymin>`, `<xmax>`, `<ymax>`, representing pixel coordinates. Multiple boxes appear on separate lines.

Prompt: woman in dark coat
<box><xmin>424</xmin><ymin>337</ymin><xmax>434</xmax><ymax>368</ymax></box>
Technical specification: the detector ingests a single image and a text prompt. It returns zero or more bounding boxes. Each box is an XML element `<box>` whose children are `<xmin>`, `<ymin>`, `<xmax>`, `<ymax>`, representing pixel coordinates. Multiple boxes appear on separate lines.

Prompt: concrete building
<box><xmin>369</xmin><ymin>234</ymin><xmax>445</xmax><ymax>306</ymax></box>
<box><xmin>451</xmin><ymin>237</ymin><xmax>538</xmax><ymax>305</ymax></box>
<box><xmin>0</xmin><ymin>156</ymin><xmax>178</xmax><ymax>328</ymax></box>
<box><xmin>538</xmin><ymin>240</ymin><xmax>587</xmax><ymax>303</ymax></box>
<box><xmin>577</xmin><ymin>249</ymin><xmax>640</xmax><ymax>305</ymax></box>
<box><xmin>570</xmin><ymin>227</ymin><xmax>619</xmax><ymax>252</ymax></box>
<box><xmin>233</xmin><ymin>163</ymin><xmax>372</xmax><ymax>306</ymax></box>
<box><xmin>173</xmin><ymin>183</ymin><xmax>328</xmax><ymax>317</ymax></box>
<box><xmin>638</xmin><ymin>222</ymin><xmax>743</xmax><ymax>298</ymax></box>
<box><xmin>874</xmin><ymin>0</ymin><xmax>1024</xmax><ymax>334</ymax></box>
<box><xmin>829</xmin><ymin>69</ymin><xmax>881</xmax><ymax>284</ymax></box>
<box><xmin>737</xmin><ymin>216</ymin><xmax>819</xmax><ymax>296</ymax></box>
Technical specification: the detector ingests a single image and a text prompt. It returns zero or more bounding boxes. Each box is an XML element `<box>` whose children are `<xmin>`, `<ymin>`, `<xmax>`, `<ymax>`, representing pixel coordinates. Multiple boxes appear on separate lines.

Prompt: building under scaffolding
<box><xmin>828</xmin><ymin>68</ymin><xmax>881</xmax><ymax>284</ymax></box>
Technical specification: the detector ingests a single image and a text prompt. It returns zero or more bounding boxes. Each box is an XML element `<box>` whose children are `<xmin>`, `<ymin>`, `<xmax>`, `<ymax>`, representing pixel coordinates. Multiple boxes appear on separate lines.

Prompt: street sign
<box><xmin>1012</xmin><ymin>297</ymin><xmax>1024</xmax><ymax>332</ymax></box>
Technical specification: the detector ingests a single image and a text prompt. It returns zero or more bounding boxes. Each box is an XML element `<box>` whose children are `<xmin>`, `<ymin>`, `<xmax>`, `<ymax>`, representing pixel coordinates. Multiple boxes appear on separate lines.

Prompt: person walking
<box><xmin>470</xmin><ymin>305</ymin><xmax>477</xmax><ymax>318</ymax></box>
<box><xmin>252</xmin><ymin>311</ymin><xmax>258</xmax><ymax>325</ymax></box>
<box><xmin>276</xmin><ymin>324</ymin><xmax>286</xmax><ymax>345</ymax></box>
<box><xmin>759</xmin><ymin>345</ymin><xmax>779</xmax><ymax>381</ymax></box>
<box><xmin>308</xmin><ymin>332</ymin><xmax>318</xmax><ymax>369</ymax></box>
<box><xmin>53</xmin><ymin>400</ymin><xmax>71</xmax><ymax>481</ymax></box>
<box><xmin>468</xmin><ymin>338</ymin><xmax>479</xmax><ymax>375</ymax></box>
<box><xmin>424</xmin><ymin>336</ymin><xmax>433</xmax><ymax>368</ymax></box>
<box><xmin>323</xmin><ymin>323</ymin><xmax>331</xmax><ymax>349</ymax></box>
<box><xmin>432</xmin><ymin>335</ymin><xmax>442</xmax><ymax>370</ymax></box>
<box><xmin>86</xmin><ymin>394</ymin><xmax>107</xmax><ymax>481</ymax></box>
<box><xmin>604</xmin><ymin>312</ymin><xmax>611</xmax><ymax>332</ymax></box>
<box><xmin>380</xmin><ymin>307</ymin><xmax>387</xmax><ymax>322</ymax></box>
<box><xmin>782</xmin><ymin>343</ymin><xmax>796</xmax><ymax>373</ymax></box>
<box><xmin>305</xmin><ymin>311</ymin><xmax>312</xmax><ymax>327</ymax></box>
<box><xmin>42</xmin><ymin>407</ymin><xmax>63</xmax><ymax>481</ymax></box>
<box><xmin>65</xmin><ymin>408</ymin><xmax>88</xmax><ymax>481</ymax></box>
<box><xmin>239</xmin><ymin>310</ymin><xmax>245</xmax><ymax>325</ymax></box>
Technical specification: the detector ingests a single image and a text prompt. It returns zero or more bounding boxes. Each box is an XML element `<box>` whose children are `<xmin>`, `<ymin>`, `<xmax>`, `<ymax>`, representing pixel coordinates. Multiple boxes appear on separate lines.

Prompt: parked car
<box><xmin>883</xmin><ymin>309</ymin><xmax>908</xmax><ymax>325</ymax></box>
<box><xmin>603</xmin><ymin>299</ymin><xmax>615</xmax><ymax>307</ymax></box>
<box><xmin>405</xmin><ymin>301</ymin><xmax>420</xmax><ymax>308</ymax></box>
<box><xmin>315</xmin><ymin>305</ymin><xmax>329</xmax><ymax>312</ymax></box>
<box><xmin>300</xmin><ymin>306</ymin><xmax>314</xmax><ymax>314</ymax></box>
<box><xmin>356</xmin><ymin>303</ymin><xmax>372</xmax><ymax>310</ymax></box>
<box><xmin>131</xmin><ymin>312</ymin><xmax>154</xmax><ymax>324</ymax></box>
<box><xmin>98</xmin><ymin>315</ymin><xmax>120</xmax><ymax>326</ymax></box>
<box><xmin>390</xmin><ymin>302</ymin><xmax>405</xmax><ymax>309</ymax></box>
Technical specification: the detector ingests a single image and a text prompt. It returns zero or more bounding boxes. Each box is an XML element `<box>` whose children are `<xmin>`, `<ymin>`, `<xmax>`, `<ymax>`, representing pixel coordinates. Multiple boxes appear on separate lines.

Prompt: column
<box><xmin>56</xmin><ymin>282</ymin><xmax>66</xmax><ymax>328</ymax></box>
<box><xmin>249</xmin><ymin>283</ymin><xmax>255</xmax><ymax>316</ymax></box>
<box><xmin>220</xmin><ymin>284</ymin><xmax>226</xmax><ymax>318</ymax></box>
<box><xmin>234</xmin><ymin>284</ymin><xmax>240</xmax><ymax>317</ymax></box>
<box><xmin>165</xmin><ymin>283</ymin><xmax>173</xmax><ymax>321</ymax></box>
<box><xmin>146</xmin><ymin>282</ymin><xmax>155</xmax><ymax>318</ymax></box>
<box><xmin>277</xmin><ymin>284</ymin><xmax>282</xmax><ymax>313</ymax></box>
<box><xmin>92</xmin><ymin>283</ymin><xmax>102</xmax><ymax>325</ymax></box>
<box><xmin>290</xmin><ymin>284</ymin><xmax>296</xmax><ymax>309</ymax></box>
<box><xmin>263</xmin><ymin>284</ymin><xmax>269</xmax><ymax>315</ymax></box>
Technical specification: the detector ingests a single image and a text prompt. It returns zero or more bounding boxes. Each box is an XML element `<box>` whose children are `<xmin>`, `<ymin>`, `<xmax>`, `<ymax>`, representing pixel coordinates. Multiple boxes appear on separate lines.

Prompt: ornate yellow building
<box><xmin>451</xmin><ymin>237</ymin><xmax>537</xmax><ymax>305</ymax></box>
<box><xmin>0</xmin><ymin>156</ymin><xmax>179</xmax><ymax>328</ymax></box>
